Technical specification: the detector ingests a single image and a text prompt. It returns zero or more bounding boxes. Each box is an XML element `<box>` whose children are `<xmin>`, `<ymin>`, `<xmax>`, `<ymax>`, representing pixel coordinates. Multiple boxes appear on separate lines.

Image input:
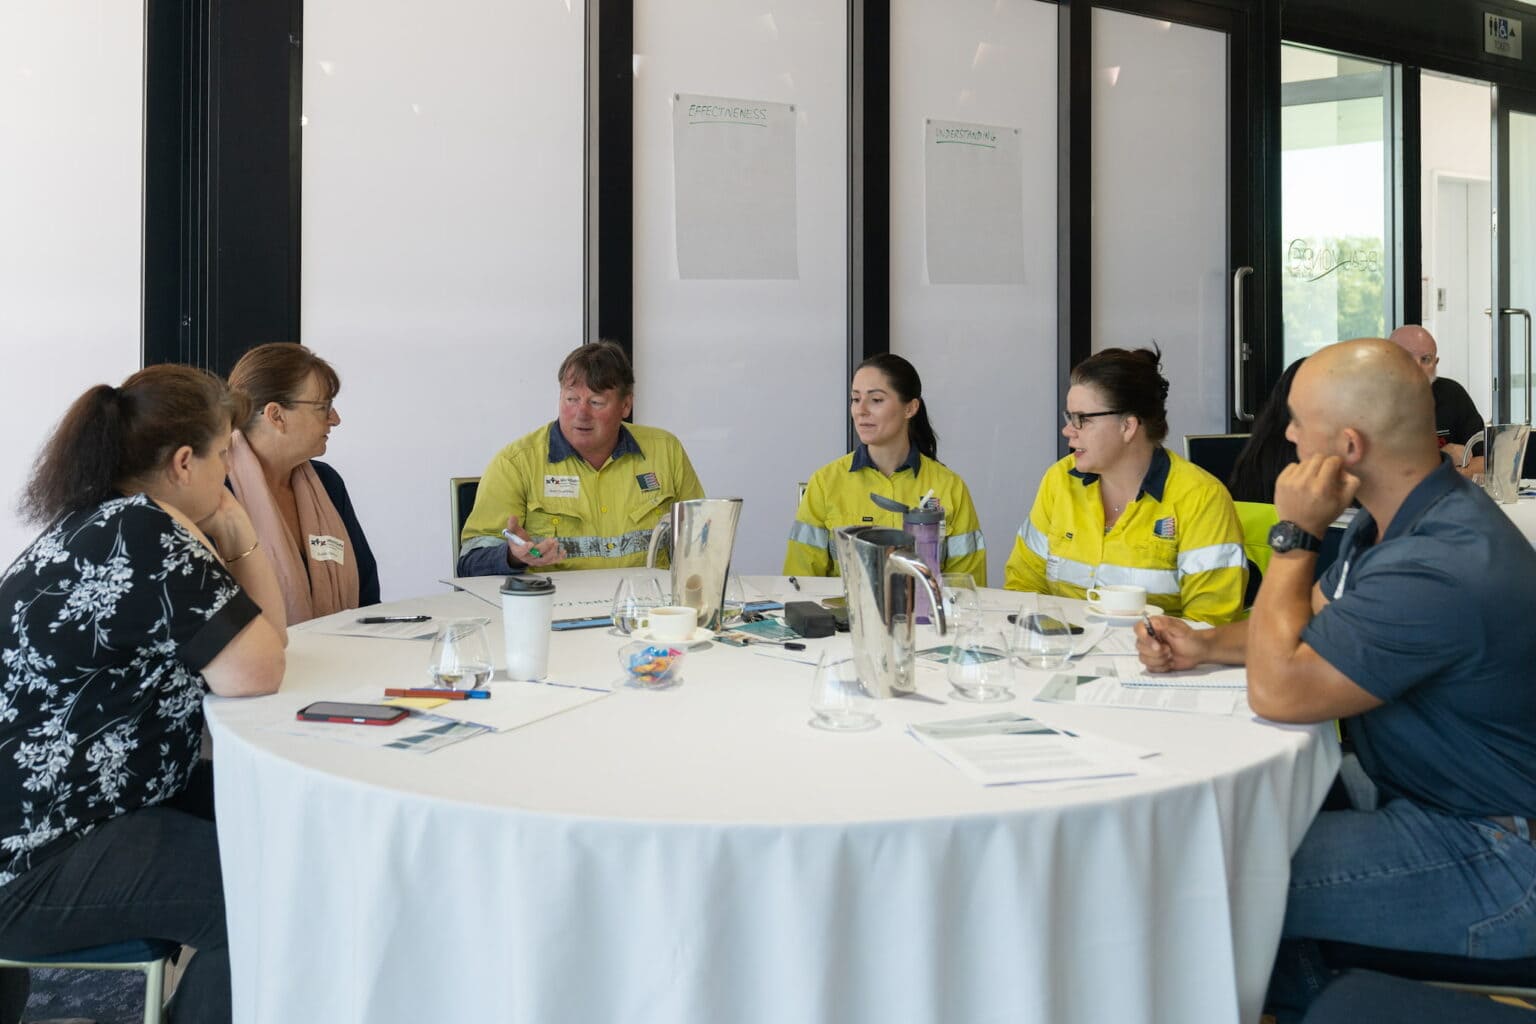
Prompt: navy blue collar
<box><xmin>850</xmin><ymin>444</ymin><xmax>922</xmax><ymax>475</ymax></box>
<box><xmin>1068</xmin><ymin>446</ymin><xmax>1171</xmax><ymax>502</ymax></box>
<box><xmin>547</xmin><ymin>421</ymin><xmax>643</xmax><ymax>464</ymax></box>
<box><xmin>1368</xmin><ymin>455</ymin><xmax>1464</xmax><ymax>545</ymax></box>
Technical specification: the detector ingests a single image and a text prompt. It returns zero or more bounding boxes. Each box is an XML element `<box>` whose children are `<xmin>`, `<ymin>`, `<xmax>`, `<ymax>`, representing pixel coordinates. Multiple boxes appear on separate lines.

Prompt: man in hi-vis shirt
<box><xmin>457</xmin><ymin>341</ymin><xmax>704</xmax><ymax>575</ymax></box>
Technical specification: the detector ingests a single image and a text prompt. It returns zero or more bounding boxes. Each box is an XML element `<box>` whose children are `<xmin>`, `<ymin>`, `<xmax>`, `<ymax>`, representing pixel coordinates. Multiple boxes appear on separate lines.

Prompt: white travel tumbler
<box><xmin>500</xmin><ymin>575</ymin><xmax>555</xmax><ymax>680</ymax></box>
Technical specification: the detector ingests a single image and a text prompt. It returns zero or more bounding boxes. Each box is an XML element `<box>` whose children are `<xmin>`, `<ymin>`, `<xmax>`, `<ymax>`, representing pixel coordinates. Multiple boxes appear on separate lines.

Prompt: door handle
<box><xmin>1499</xmin><ymin>308</ymin><xmax>1533</xmax><ymax>424</ymax></box>
<box><xmin>1232</xmin><ymin>267</ymin><xmax>1254</xmax><ymax>423</ymax></box>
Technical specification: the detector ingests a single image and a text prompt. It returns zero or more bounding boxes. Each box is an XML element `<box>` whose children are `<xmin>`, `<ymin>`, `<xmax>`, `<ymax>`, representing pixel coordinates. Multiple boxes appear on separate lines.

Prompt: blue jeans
<box><xmin>0</xmin><ymin>764</ymin><xmax>229</xmax><ymax>1024</ymax></box>
<box><xmin>1267</xmin><ymin>798</ymin><xmax>1536</xmax><ymax>1021</ymax></box>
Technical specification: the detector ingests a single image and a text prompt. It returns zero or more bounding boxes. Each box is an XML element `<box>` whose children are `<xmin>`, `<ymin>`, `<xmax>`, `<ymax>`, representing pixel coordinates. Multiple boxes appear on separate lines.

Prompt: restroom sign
<box><xmin>1485</xmin><ymin>12</ymin><xmax>1523</xmax><ymax>60</ymax></box>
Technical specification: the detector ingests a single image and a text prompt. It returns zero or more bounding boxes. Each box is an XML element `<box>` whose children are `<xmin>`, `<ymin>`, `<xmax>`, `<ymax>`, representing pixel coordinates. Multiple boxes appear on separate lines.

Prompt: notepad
<box><xmin>1119</xmin><ymin>666</ymin><xmax>1247</xmax><ymax>690</ymax></box>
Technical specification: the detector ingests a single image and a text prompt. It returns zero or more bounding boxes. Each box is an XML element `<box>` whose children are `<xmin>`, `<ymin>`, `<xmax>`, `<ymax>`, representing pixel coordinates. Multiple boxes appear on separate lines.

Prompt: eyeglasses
<box><xmin>1061</xmin><ymin>409</ymin><xmax>1123</xmax><ymax>430</ymax></box>
<box><xmin>287</xmin><ymin>399</ymin><xmax>334</xmax><ymax>415</ymax></box>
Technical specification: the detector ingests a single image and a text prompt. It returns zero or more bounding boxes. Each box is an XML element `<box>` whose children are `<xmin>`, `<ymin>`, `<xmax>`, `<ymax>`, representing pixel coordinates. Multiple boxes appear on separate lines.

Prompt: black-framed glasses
<box><xmin>1061</xmin><ymin>409</ymin><xmax>1123</xmax><ymax>430</ymax></box>
<box><xmin>287</xmin><ymin>399</ymin><xmax>335</xmax><ymax>415</ymax></box>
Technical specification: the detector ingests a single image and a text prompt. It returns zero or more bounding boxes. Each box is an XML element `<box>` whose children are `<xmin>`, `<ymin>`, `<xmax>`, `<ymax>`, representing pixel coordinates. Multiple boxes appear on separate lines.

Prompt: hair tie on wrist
<box><xmin>223</xmin><ymin>539</ymin><xmax>260</xmax><ymax>564</ymax></box>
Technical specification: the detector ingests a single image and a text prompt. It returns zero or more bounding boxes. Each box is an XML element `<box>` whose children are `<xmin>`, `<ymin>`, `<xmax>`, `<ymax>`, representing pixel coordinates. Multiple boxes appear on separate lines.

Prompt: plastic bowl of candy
<box><xmin>617</xmin><ymin>642</ymin><xmax>686</xmax><ymax>690</ymax></box>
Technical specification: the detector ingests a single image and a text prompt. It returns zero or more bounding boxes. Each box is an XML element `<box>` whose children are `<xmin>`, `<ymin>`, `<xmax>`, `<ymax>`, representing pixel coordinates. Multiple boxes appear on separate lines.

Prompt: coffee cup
<box><xmin>1085</xmin><ymin>584</ymin><xmax>1146</xmax><ymax>614</ymax></box>
<box><xmin>647</xmin><ymin>606</ymin><xmax>698</xmax><ymax>642</ymax></box>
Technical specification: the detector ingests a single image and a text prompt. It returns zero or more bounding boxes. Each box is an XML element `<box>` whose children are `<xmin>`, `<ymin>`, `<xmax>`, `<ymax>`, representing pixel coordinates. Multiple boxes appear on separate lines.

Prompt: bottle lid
<box><xmin>902</xmin><ymin>508</ymin><xmax>943</xmax><ymax>525</ymax></box>
<box><xmin>500</xmin><ymin>574</ymin><xmax>555</xmax><ymax>596</ymax></box>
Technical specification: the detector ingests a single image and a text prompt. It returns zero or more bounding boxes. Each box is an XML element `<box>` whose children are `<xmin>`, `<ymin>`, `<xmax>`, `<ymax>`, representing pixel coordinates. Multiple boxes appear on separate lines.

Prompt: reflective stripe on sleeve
<box><xmin>1045</xmin><ymin>554</ymin><xmax>1097</xmax><ymax>589</ymax></box>
<box><xmin>1177</xmin><ymin>542</ymin><xmax>1246</xmax><ymax>576</ymax></box>
<box><xmin>944</xmin><ymin>530</ymin><xmax>986</xmax><ymax>558</ymax></box>
<box><xmin>1020</xmin><ymin>521</ymin><xmax>1050</xmax><ymax>560</ymax></box>
<box><xmin>788</xmin><ymin>520</ymin><xmax>832</xmax><ymax>551</ymax></box>
<box><xmin>1093</xmin><ymin>563</ymin><xmax>1180</xmax><ymax>596</ymax></box>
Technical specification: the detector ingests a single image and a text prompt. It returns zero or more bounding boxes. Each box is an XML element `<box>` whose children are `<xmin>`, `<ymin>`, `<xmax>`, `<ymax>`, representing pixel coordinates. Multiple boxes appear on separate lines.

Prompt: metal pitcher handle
<box><xmin>645</xmin><ymin>519</ymin><xmax>672</xmax><ymax>569</ymax></box>
<box><xmin>1461</xmin><ymin>430</ymin><xmax>1485</xmax><ymax>468</ymax></box>
<box><xmin>887</xmin><ymin>552</ymin><xmax>946</xmax><ymax>636</ymax></box>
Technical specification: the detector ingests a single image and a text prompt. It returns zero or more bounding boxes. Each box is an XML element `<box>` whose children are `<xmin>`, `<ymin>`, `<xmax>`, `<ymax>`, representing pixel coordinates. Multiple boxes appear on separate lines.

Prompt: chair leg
<box><xmin>143</xmin><ymin>957</ymin><xmax>166</xmax><ymax>1024</ymax></box>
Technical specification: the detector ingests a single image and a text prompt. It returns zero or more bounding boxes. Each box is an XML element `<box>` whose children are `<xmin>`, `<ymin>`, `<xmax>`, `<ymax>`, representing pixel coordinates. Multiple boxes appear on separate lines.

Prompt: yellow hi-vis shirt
<box><xmin>1004</xmin><ymin>447</ymin><xmax>1246</xmax><ymax>625</ymax></box>
<box><xmin>460</xmin><ymin>421</ymin><xmax>704</xmax><ymax>572</ymax></box>
<box><xmin>783</xmin><ymin>446</ymin><xmax>987</xmax><ymax>585</ymax></box>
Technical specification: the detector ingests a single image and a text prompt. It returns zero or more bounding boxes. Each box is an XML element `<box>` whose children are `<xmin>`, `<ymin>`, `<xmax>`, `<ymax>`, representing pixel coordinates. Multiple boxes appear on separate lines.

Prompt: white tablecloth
<box><xmin>1504</xmin><ymin>494</ymin><xmax>1536</xmax><ymax>545</ymax></box>
<box><xmin>206</xmin><ymin>572</ymin><xmax>1338</xmax><ymax>1024</ymax></box>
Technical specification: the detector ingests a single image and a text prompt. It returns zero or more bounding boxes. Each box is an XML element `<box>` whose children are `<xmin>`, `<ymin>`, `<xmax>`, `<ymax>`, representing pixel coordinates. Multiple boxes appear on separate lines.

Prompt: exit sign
<box><xmin>1486</xmin><ymin>12</ymin><xmax>1524</xmax><ymax>60</ymax></box>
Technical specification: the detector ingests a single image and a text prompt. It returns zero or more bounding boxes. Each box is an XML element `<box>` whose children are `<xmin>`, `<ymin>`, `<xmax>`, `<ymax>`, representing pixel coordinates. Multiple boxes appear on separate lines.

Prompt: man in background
<box><xmin>1388</xmin><ymin>324</ymin><xmax>1484</xmax><ymax>476</ymax></box>
<box><xmin>457</xmin><ymin>340</ymin><xmax>704</xmax><ymax>574</ymax></box>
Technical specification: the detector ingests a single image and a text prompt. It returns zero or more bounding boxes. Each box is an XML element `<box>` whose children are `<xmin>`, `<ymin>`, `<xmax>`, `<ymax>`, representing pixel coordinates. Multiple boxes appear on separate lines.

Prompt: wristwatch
<box><xmin>1268</xmin><ymin>520</ymin><xmax>1323</xmax><ymax>554</ymax></box>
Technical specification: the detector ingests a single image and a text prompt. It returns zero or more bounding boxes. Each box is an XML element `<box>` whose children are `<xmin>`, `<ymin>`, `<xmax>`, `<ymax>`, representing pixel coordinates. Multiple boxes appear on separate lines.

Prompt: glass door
<box><xmin>1091</xmin><ymin>1</ymin><xmax>1268</xmax><ymax>441</ymax></box>
<box><xmin>1494</xmin><ymin>88</ymin><xmax>1536</xmax><ymax>427</ymax></box>
<box><xmin>1279</xmin><ymin>45</ymin><xmax>1394</xmax><ymax>370</ymax></box>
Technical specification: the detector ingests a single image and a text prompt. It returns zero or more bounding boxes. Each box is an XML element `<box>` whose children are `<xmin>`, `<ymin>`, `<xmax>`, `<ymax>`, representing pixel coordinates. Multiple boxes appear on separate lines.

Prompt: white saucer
<box><xmin>630</xmin><ymin>626</ymin><xmax>715</xmax><ymax>649</ymax></box>
<box><xmin>1086</xmin><ymin>602</ymin><xmax>1159</xmax><ymax>622</ymax></box>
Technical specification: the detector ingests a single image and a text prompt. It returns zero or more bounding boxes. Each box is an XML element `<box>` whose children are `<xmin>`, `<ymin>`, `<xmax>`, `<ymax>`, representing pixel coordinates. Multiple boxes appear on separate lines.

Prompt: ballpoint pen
<box><xmin>358</xmin><ymin>615</ymin><xmax>432</xmax><ymax>624</ymax></box>
<box><xmin>384</xmin><ymin>688</ymin><xmax>491</xmax><ymax>700</ymax></box>
<box><xmin>788</xmin><ymin>576</ymin><xmax>801</xmax><ymax>591</ymax></box>
<box><xmin>502</xmin><ymin>528</ymin><xmax>543</xmax><ymax>559</ymax></box>
<box><xmin>1140</xmin><ymin>612</ymin><xmax>1161</xmax><ymax>643</ymax></box>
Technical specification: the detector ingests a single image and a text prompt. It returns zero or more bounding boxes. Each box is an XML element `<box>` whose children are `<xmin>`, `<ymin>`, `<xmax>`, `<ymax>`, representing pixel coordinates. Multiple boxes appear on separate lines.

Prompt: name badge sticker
<box><xmin>308</xmin><ymin>534</ymin><xmax>346</xmax><ymax>564</ymax></box>
<box><xmin>544</xmin><ymin>475</ymin><xmax>580</xmax><ymax>499</ymax></box>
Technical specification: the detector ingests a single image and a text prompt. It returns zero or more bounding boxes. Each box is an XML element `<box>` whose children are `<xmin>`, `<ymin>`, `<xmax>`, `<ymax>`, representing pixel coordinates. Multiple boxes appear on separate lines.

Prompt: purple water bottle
<box><xmin>903</xmin><ymin>505</ymin><xmax>944</xmax><ymax>624</ymax></box>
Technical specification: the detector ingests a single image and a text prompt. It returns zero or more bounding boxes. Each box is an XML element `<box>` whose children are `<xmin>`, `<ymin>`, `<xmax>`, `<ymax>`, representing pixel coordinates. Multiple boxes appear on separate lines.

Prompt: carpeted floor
<box><xmin>22</xmin><ymin>966</ymin><xmax>144</xmax><ymax>1024</ymax></box>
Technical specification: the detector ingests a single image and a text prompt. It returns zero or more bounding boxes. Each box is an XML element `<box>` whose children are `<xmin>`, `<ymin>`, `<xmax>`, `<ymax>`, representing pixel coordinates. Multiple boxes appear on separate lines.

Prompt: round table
<box><xmin>206</xmin><ymin>571</ymin><xmax>1338</xmax><ymax>1024</ymax></box>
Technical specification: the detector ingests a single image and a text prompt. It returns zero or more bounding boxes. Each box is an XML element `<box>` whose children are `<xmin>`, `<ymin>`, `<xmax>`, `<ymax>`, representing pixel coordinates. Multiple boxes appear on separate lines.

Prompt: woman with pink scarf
<box><xmin>227</xmin><ymin>343</ymin><xmax>380</xmax><ymax>624</ymax></box>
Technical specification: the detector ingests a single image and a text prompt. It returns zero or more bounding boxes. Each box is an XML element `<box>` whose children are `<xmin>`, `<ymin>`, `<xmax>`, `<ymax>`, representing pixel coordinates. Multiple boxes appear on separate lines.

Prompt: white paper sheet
<box><xmin>673</xmin><ymin>93</ymin><xmax>798</xmax><ymax>280</ymax></box>
<box><xmin>923</xmin><ymin>118</ymin><xmax>1025</xmax><ymax>284</ymax></box>
<box><xmin>1035</xmin><ymin>671</ymin><xmax>1241</xmax><ymax>715</ymax></box>
<box><xmin>909</xmin><ymin>712</ymin><xmax>1156</xmax><ymax>787</ymax></box>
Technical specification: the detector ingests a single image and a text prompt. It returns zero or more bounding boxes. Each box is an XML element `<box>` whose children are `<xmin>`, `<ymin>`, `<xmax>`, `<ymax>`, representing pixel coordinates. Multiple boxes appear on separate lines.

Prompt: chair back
<box><xmin>1234</xmin><ymin>500</ymin><xmax>1278</xmax><ymax>609</ymax></box>
<box><xmin>1183</xmin><ymin>433</ymin><xmax>1251</xmax><ymax>487</ymax></box>
<box><xmin>0</xmin><ymin>938</ymin><xmax>177</xmax><ymax>1024</ymax></box>
<box><xmin>449</xmin><ymin>476</ymin><xmax>480</xmax><ymax>574</ymax></box>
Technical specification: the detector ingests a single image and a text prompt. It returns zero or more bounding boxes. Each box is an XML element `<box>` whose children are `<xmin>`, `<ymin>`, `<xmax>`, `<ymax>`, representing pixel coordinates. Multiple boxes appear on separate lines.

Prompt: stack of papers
<box><xmin>908</xmin><ymin>712</ymin><xmax>1159</xmax><ymax>787</ymax></box>
<box><xmin>1034</xmin><ymin>661</ymin><xmax>1247</xmax><ymax>715</ymax></box>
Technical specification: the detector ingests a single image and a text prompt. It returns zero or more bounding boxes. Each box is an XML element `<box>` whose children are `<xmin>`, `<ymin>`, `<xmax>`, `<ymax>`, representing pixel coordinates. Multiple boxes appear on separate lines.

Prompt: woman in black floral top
<box><xmin>0</xmin><ymin>365</ymin><xmax>286</xmax><ymax>1024</ymax></box>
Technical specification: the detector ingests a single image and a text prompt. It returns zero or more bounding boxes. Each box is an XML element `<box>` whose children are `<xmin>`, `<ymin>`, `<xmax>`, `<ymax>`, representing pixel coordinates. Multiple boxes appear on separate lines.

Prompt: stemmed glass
<box><xmin>1010</xmin><ymin>595</ymin><xmax>1075</xmax><ymax>670</ymax></box>
<box><xmin>611</xmin><ymin>573</ymin><xmax>668</xmax><ymax>636</ymax></box>
<box><xmin>808</xmin><ymin>652</ymin><xmax>878</xmax><ymax>731</ymax></box>
<box><xmin>946</xmin><ymin>628</ymin><xmax>1015</xmax><ymax>703</ymax></box>
<box><xmin>940</xmin><ymin>572</ymin><xmax>981</xmax><ymax>635</ymax></box>
<box><xmin>427</xmin><ymin>618</ymin><xmax>494</xmax><ymax>689</ymax></box>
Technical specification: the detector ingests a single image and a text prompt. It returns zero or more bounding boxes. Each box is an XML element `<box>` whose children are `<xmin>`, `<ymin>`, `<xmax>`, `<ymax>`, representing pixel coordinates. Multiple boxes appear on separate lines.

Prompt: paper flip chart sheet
<box><xmin>924</xmin><ymin>118</ymin><xmax>1026</xmax><ymax>285</ymax></box>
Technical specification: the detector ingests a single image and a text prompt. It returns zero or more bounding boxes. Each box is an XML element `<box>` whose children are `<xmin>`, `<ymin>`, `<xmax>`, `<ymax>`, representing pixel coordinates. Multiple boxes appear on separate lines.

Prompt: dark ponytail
<box><xmin>20</xmin><ymin>365</ymin><xmax>246</xmax><ymax>524</ymax></box>
<box><xmin>856</xmin><ymin>353</ymin><xmax>938</xmax><ymax>460</ymax></box>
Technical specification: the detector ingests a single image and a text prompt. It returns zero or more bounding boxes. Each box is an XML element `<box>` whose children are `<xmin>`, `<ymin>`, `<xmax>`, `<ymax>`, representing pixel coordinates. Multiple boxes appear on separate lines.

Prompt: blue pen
<box><xmin>502</xmin><ymin>528</ymin><xmax>542</xmax><ymax>559</ymax></box>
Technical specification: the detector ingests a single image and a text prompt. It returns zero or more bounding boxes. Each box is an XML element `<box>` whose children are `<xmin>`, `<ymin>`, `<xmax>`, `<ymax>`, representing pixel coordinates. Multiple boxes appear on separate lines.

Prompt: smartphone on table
<box><xmin>1006</xmin><ymin>613</ymin><xmax>1085</xmax><ymax>635</ymax></box>
<box><xmin>296</xmin><ymin>701</ymin><xmax>409</xmax><ymax>726</ymax></box>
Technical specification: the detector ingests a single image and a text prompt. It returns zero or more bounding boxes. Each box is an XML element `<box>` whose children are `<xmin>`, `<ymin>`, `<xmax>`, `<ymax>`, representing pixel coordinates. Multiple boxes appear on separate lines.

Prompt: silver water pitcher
<box><xmin>833</xmin><ymin>526</ymin><xmax>947</xmax><ymax>699</ymax></box>
<box><xmin>645</xmin><ymin>498</ymin><xmax>744</xmax><ymax>631</ymax></box>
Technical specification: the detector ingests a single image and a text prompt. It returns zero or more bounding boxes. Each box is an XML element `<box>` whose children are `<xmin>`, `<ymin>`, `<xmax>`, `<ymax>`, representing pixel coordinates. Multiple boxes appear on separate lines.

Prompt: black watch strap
<box><xmin>1268</xmin><ymin>520</ymin><xmax>1323</xmax><ymax>554</ymax></box>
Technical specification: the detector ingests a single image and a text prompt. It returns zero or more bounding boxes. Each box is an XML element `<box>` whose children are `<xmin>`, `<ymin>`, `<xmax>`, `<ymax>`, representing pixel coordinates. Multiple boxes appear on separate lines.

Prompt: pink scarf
<box><xmin>227</xmin><ymin>430</ymin><xmax>360</xmax><ymax>624</ymax></box>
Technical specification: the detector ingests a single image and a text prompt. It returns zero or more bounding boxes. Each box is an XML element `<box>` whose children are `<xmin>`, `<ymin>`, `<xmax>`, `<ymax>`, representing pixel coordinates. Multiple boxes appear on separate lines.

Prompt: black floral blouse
<box><xmin>0</xmin><ymin>495</ymin><xmax>259</xmax><ymax>886</ymax></box>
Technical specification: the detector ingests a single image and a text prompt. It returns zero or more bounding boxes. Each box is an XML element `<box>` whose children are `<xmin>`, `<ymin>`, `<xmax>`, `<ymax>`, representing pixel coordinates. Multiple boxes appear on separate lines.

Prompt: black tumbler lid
<box><xmin>500</xmin><ymin>574</ymin><xmax>555</xmax><ymax>596</ymax></box>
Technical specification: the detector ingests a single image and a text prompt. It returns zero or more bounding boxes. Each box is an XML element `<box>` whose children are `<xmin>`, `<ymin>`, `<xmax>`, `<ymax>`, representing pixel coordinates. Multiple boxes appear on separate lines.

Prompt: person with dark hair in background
<box><xmin>0</xmin><ymin>365</ymin><xmax>286</xmax><ymax>1024</ymax></box>
<box><xmin>227</xmin><ymin>342</ymin><xmax>379</xmax><ymax>623</ymax></box>
<box><xmin>784</xmin><ymin>353</ymin><xmax>987</xmax><ymax>582</ymax></box>
<box><xmin>1228</xmin><ymin>358</ymin><xmax>1305</xmax><ymax>505</ymax></box>
<box><xmin>458</xmin><ymin>340</ymin><xmax>704</xmax><ymax>575</ymax></box>
<box><xmin>1005</xmin><ymin>347</ymin><xmax>1247</xmax><ymax>625</ymax></box>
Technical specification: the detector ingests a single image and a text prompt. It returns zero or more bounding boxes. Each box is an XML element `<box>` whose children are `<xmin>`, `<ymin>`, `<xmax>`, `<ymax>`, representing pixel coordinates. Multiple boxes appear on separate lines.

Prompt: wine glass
<box><xmin>720</xmin><ymin>574</ymin><xmax>747</xmax><ymax>629</ymax></box>
<box><xmin>808</xmin><ymin>652</ymin><xmax>878</xmax><ymax>731</ymax></box>
<box><xmin>946</xmin><ymin>628</ymin><xmax>1014</xmax><ymax>703</ymax></box>
<box><xmin>427</xmin><ymin>618</ymin><xmax>493</xmax><ymax>689</ymax></box>
<box><xmin>1010</xmin><ymin>595</ymin><xmax>1075</xmax><ymax>670</ymax></box>
<box><xmin>611</xmin><ymin>573</ymin><xmax>668</xmax><ymax>636</ymax></box>
<box><xmin>940</xmin><ymin>572</ymin><xmax>981</xmax><ymax>635</ymax></box>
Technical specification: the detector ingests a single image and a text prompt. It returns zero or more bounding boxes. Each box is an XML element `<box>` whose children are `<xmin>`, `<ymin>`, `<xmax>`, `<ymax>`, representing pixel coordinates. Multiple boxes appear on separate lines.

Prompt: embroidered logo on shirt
<box><xmin>1153</xmin><ymin>516</ymin><xmax>1177</xmax><ymax>540</ymax></box>
<box><xmin>636</xmin><ymin>471</ymin><xmax>660</xmax><ymax>492</ymax></box>
<box><xmin>544</xmin><ymin>475</ymin><xmax>580</xmax><ymax>499</ymax></box>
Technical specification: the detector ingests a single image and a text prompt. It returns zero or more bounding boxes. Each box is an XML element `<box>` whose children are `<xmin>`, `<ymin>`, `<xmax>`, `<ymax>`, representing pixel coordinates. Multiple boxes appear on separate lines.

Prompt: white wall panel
<box><xmin>302</xmin><ymin>0</ymin><xmax>584</xmax><ymax>597</ymax></box>
<box><xmin>890</xmin><ymin>0</ymin><xmax>1058</xmax><ymax>587</ymax></box>
<box><xmin>632</xmin><ymin>1</ymin><xmax>848</xmax><ymax>575</ymax></box>
<box><xmin>0</xmin><ymin>1</ymin><xmax>144</xmax><ymax>566</ymax></box>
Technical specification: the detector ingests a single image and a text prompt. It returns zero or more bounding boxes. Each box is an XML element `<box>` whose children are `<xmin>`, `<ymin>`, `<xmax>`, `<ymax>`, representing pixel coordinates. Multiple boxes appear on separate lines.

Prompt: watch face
<box><xmin>1269</xmin><ymin>521</ymin><xmax>1316</xmax><ymax>552</ymax></box>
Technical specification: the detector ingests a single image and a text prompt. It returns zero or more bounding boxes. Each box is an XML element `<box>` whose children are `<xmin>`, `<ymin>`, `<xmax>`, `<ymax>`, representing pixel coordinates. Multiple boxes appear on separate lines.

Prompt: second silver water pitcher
<box><xmin>833</xmin><ymin>525</ymin><xmax>947</xmax><ymax>699</ymax></box>
<box><xmin>645</xmin><ymin>498</ymin><xmax>744</xmax><ymax>631</ymax></box>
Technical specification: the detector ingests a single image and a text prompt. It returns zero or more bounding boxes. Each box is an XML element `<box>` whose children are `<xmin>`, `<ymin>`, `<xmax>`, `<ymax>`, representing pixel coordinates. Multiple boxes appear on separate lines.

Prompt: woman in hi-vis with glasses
<box><xmin>1004</xmin><ymin>347</ymin><xmax>1247</xmax><ymax>626</ymax></box>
